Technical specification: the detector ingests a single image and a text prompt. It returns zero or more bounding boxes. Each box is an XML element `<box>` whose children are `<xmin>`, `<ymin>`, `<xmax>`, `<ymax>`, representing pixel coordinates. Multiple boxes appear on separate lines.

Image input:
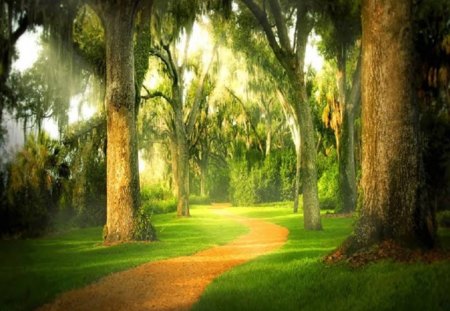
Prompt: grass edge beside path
<box><xmin>0</xmin><ymin>205</ymin><xmax>248</xmax><ymax>311</ymax></box>
<box><xmin>193</xmin><ymin>207</ymin><xmax>450</xmax><ymax>311</ymax></box>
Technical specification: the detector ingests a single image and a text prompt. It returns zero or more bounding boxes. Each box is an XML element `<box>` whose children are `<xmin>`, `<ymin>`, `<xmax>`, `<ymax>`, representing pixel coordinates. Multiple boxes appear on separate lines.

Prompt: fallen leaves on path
<box><xmin>38</xmin><ymin>209</ymin><xmax>288</xmax><ymax>311</ymax></box>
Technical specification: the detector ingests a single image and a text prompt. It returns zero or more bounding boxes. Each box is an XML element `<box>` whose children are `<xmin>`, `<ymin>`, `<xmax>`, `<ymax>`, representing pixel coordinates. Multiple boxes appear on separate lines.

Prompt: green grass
<box><xmin>3</xmin><ymin>205</ymin><xmax>450</xmax><ymax>311</ymax></box>
<box><xmin>193</xmin><ymin>207</ymin><xmax>450</xmax><ymax>311</ymax></box>
<box><xmin>0</xmin><ymin>205</ymin><xmax>248</xmax><ymax>311</ymax></box>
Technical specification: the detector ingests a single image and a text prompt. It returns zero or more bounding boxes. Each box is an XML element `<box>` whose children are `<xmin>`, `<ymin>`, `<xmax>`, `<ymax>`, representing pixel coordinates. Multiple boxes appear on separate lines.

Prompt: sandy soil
<box><xmin>38</xmin><ymin>208</ymin><xmax>288</xmax><ymax>311</ymax></box>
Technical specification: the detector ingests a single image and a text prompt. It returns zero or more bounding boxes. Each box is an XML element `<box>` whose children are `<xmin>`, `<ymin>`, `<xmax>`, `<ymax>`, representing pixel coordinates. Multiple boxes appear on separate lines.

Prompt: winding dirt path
<box><xmin>38</xmin><ymin>208</ymin><xmax>288</xmax><ymax>311</ymax></box>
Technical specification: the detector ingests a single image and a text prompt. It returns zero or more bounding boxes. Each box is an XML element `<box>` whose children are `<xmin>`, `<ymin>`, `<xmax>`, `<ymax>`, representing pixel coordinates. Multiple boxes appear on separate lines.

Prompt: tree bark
<box><xmin>97</xmin><ymin>3</ymin><xmax>140</xmax><ymax>243</ymax></box>
<box><xmin>348</xmin><ymin>0</ymin><xmax>435</xmax><ymax>251</ymax></box>
<box><xmin>292</xmin><ymin>80</ymin><xmax>321</xmax><ymax>230</ymax></box>
<box><xmin>199</xmin><ymin>157</ymin><xmax>208</xmax><ymax>197</ymax></box>
<box><xmin>174</xmin><ymin>107</ymin><xmax>190</xmax><ymax>216</ymax></box>
<box><xmin>285</xmin><ymin>7</ymin><xmax>322</xmax><ymax>229</ymax></box>
<box><xmin>293</xmin><ymin>137</ymin><xmax>301</xmax><ymax>213</ymax></box>
<box><xmin>170</xmin><ymin>139</ymin><xmax>179</xmax><ymax>197</ymax></box>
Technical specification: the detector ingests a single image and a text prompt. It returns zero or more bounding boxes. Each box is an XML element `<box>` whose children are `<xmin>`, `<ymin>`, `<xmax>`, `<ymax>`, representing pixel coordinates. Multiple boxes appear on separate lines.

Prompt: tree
<box><xmin>316</xmin><ymin>0</ymin><xmax>361</xmax><ymax>213</ymax></box>
<box><xmin>87</xmin><ymin>0</ymin><xmax>146</xmax><ymax>242</ymax></box>
<box><xmin>239</xmin><ymin>0</ymin><xmax>321</xmax><ymax>229</ymax></box>
<box><xmin>145</xmin><ymin>23</ymin><xmax>217</xmax><ymax>216</ymax></box>
<box><xmin>343</xmin><ymin>0</ymin><xmax>435</xmax><ymax>252</ymax></box>
<box><xmin>0</xmin><ymin>0</ymin><xmax>81</xmax><ymax>142</ymax></box>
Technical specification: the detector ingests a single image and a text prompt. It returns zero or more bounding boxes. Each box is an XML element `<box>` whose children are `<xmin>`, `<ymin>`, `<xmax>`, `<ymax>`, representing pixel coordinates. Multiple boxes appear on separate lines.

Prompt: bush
<box><xmin>141</xmin><ymin>184</ymin><xmax>168</xmax><ymax>201</ymax></box>
<box><xmin>140</xmin><ymin>184</ymin><xmax>177</xmax><ymax>214</ymax></box>
<box><xmin>1</xmin><ymin>135</ymin><xmax>64</xmax><ymax>237</ymax></box>
<box><xmin>207</xmin><ymin>161</ymin><xmax>230</xmax><ymax>202</ymax></box>
<box><xmin>189</xmin><ymin>195</ymin><xmax>211</xmax><ymax>205</ymax></box>
<box><xmin>229</xmin><ymin>150</ymin><xmax>297</xmax><ymax>206</ymax></box>
<box><xmin>280</xmin><ymin>149</ymin><xmax>296</xmax><ymax>201</ymax></box>
<box><xmin>229</xmin><ymin>159</ymin><xmax>257</xmax><ymax>206</ymax></box>
<box><xmin>317</xmin><ymin>150</ymin><xmax>339</xmax><ymax>210</ymax></box>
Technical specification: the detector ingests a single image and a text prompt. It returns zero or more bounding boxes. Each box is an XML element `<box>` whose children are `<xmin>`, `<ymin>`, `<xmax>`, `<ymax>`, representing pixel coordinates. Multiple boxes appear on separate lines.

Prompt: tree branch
<box><xmin>162</xmin><ymin>43</ymin><xmax>179</xmax><ymax>85</ymax></box>
<box><xmin>11</xmin><ymin>14</ymin><xmax>29</xmax><ymax>44</ymax></box>
<box><xmin>141</xmin><ymin>84</ymin><xmax>174</xmax><ymax>106</ymax></box>
<box><xmin>267</xmin><ymin>0</ymin><xmax>292</xmax><ymax>51</ymax></box>
<box><xmin>149</xmin><ymin>45</ymin><xmax>178</xmax><ymax>84</ymax></box>
<box><xmin>240</xmin><ymin>0</ymin><xmax>286</xmax><ymax>62</ymax></box>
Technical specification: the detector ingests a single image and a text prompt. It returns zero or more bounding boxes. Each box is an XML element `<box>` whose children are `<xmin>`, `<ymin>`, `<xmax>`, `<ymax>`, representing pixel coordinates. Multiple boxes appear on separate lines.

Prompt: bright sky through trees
<box><xmin>8</xmin><ymin>22</ymin><xmax>323</xmax><ymax>147</ymax></box>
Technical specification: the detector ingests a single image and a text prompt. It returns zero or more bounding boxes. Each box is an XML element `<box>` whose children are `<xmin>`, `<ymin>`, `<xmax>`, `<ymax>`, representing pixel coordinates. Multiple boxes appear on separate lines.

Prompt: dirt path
<box><xmin>38</xmin><ymin>208</ymin><xmax>288</xmax><ymax>311</ymax></box>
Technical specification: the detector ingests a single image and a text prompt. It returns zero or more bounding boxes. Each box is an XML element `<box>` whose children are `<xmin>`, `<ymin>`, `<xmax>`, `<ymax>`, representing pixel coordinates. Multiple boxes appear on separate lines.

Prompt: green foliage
<box><xmin>1</xmin><ymin>134</ymin><xmax>66</xmax><ymax>237</ymax></box>
<box><xmin>229</xmin><ymin>159</ymin><xmax>257</xmax><ymax>206</ymax></box>
<box><xmin>63</xmin><ymin>116</ymin><xmax>107</xmax><ymax>227</ymax></box>
<box><xmin>207</xmin><ymin>161</ymin><xmax>230</xmax><ymax>202</ymax></box>
<box><xmin>73</xmin><ymin>5</ymin><xmax>106</xmax><ymax>76</ymax></box>
<box><xmin>317</xmin><ymin>150</ymin><xmax>339</xmax><ymax>210</ymax></box>
<box><xmin>280</xmin><ymin>149</ymin><xmax>297</xmax><ymax>201</ymax></box>
<box><xmin>140</xmin><ymin>184</ymin><xmax>177</xmax><ymax>214</ymax></box>
<box><xmin>189</xmin><ymin>195</ymin><xmax>211</xmax><ymax>205</ymax></box>
<box><xmin>229</xmin><ymin>150</ymin><xmax>296</xmax><ymax>206</ymax></box>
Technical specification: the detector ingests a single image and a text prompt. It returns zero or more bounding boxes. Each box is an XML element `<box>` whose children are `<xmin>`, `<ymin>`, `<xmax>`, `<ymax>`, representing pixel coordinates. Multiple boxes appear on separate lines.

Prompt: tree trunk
<box><xmin>348</xmin><ymin>0</ymin><xmax>435</xmax><ymax>251</ymax></box>
<box><xmin>265</xmin><ymin>112</ymin><xmax>272</xmax><ymax>156</ymax></box>
<box><xmin>293</xmin><ymin>136</ymin><xmax>301</xmax><ymax>213</ymax></box>
<box><xmin>99</xmin><ymin>4</ymin><xmax>140</xmax><ymax>243</ymax></box>
<box><xmin>170</xmin><ymin>139</ymin><xmax>179</xmax><ymax>197</ymax></box>
<box><xmin>336</xmin><ymin>50</ymin><xmax>357</xmax><ymax>213</ymax></box>
<box><xmin>199</xmin><ymin>158</ymin><xmax>208</xmax><ymax>197</ymax></box>
<box><xmin>284</xmin><ymin>31</ymin><xmax>321</xmax><ymax>229</ymax></box>
<box><xmin>174</xmin><ymin>108</ymin><xmax>190</xmax><ymax>216</ymax></box>
<box><xmin>295</xmin><ymin>86</ymin><xmax>322</xmax><ymax>230</ymax></box>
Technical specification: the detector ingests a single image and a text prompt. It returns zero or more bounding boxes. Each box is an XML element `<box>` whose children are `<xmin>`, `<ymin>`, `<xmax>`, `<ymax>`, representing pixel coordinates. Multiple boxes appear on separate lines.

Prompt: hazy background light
<box><xmin>13</xmin><ymin>29</ymin><xmax>42</xmax><ymax>72</ymax></box>
<box><xmin>4</xmin><ymin>19</ymin><xmax>325</xmax><ymax>160</ymax></box>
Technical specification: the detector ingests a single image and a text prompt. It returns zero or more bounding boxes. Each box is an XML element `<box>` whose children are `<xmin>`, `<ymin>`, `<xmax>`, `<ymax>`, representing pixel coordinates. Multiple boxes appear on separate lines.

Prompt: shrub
<box><xmin>1</xmin><ymin>134</ymin><xmax>64</xmax><ymax>237</ymax></box>
<box><xmin>317</xmin><ymin>150</ymin><xmax>339</xmax><ymax>210</ymax></box>
<box><xmin>207</xmin><ymin>161</ymin><xmax>230</xmax><ymax>202</ymax></box>
<box><xmin>140</xmin><ymin>184</ymin><xmax>177</xmax><ymax>214</ymax></box>
<box><xmin>189</xmin><ymin>195</ymin><xmax>211</xmax><ymax>205</ymax></box>
<box><xmin>280</xmin><ymin>149</ymin><xmax>296</xmax><ymax>201</ymax></box>
<box><xmin>229</xmin><ymin>150</ymin><xmax>296</xmax><ymax>206</ymax></box>
<box><xmin>229</xmin><ymin>159</ymin><xmax>256</xmax><ymax>206</ymax></box>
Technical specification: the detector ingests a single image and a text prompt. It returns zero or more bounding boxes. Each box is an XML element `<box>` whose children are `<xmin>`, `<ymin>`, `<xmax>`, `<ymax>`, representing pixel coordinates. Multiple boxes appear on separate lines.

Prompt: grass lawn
<box><xmin>2</xmin><ymin>205</ymin><xmax>450</xmax><ymax>311</ymax></box>
<box><xmin>0</xmin><ymin>205</ymin><xmax>248</xmax><ymax>311</ymax></box>
<box><xmin>193</xmin><ymin>207</ymin><xmax>450</xmax><ymax>311</ymax></box>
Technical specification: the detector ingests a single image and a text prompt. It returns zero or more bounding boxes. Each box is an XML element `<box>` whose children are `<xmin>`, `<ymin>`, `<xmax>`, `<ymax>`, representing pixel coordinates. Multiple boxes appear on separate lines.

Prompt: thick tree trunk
<box><xmin>336</xmin><ymin>52</ymin><xmax>357</xmax><ymax>213</ymax></box>
<box><xmin>348</xmin><ymin>0</ymin><xmax>435</xmax><ymax>251</ymax></box>
<box><xmin>100</xmin><ymin>5</ymin><xmax>140</xmax><ymax>243</ymax></box>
